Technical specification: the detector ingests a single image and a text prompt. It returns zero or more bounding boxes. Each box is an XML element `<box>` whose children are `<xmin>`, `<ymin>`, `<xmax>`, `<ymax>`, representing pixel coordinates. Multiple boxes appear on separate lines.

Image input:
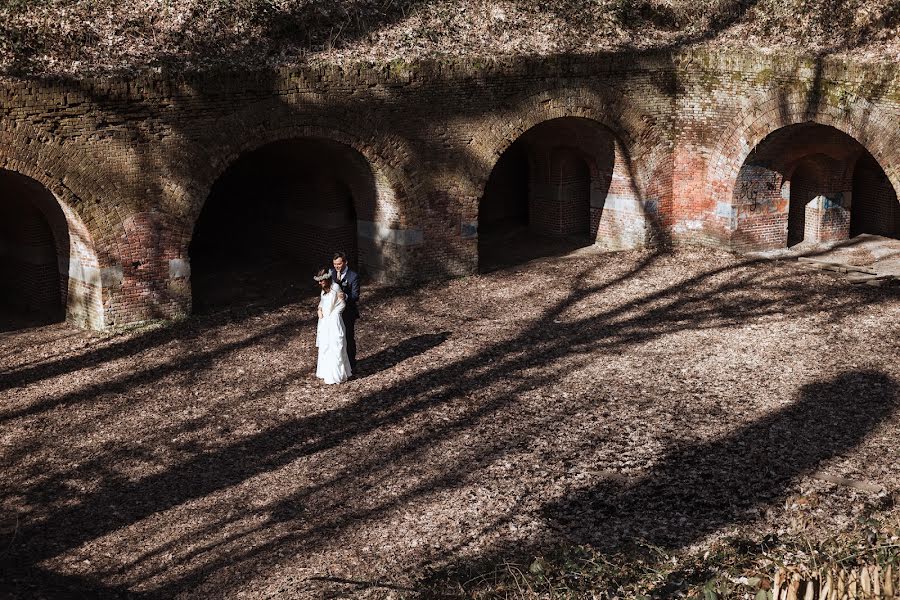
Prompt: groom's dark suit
<box><xmin>330</xmin><ymin>266</ymin><xmax>360</xmax><ymax>370</ymax></box>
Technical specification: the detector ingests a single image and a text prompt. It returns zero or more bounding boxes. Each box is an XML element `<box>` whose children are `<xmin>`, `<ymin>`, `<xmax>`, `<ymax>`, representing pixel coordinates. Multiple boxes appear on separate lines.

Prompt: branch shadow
<box><xmin>424</xmin><ymin>369</ymin><xmax>898</xmax><ymax>594</ymax></box>
<box><xmin>355</xmin><ymin>331</ymin><xmax>450</xmax><ymax>377</ymax></box>
<box><xmin>1</xmin><ymin>561</ymin><xmax>145</xmax><ymax>599</ymax></box>
<box><xmin>2</xmin><ymin>245</ymin><xmax>897</xmax><ymax>597</ymax></box>
<box><xmin>546</xmin><ymin>370</ymin><xmax>897</xmax><ymax>550</ymax></box>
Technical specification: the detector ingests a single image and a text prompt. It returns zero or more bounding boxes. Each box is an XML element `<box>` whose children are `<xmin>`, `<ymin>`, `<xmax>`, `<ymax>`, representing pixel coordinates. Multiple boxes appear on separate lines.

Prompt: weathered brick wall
<box><xmin>544</xmin><ymin>147</ymin><xmax>591</xmax><ymax>237</ymax></box>
<box><xmin>675</xmin><ymin>51</ymin><xmax>900</xmax><ymax>251</ymax></box>
<box><xmin>0</xmin><ymin>48</ymin><xmax>898</xmax><ymax>329</ymax></box>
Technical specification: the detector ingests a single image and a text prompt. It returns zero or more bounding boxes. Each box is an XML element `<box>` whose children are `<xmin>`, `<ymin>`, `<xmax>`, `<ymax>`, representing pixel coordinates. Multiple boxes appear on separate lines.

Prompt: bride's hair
<box><xmin>313</xmin><ymin>267</ymin><xmax>331</xmax><ymax>283</ymax></box>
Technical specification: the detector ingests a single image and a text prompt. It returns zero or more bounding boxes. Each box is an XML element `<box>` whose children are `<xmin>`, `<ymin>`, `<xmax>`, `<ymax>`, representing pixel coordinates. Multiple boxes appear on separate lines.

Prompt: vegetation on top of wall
<box><xmin>1</xmin><ymin>0</ymin><xmax>899</xmax><ymax>76</ymax></box>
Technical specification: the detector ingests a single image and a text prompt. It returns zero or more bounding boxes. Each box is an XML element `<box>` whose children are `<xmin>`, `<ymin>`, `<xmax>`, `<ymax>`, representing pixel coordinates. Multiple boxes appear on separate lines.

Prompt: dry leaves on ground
<box><xmin>1</xmin><ymin>247</ymin><xmax>899</xmax><ymax>598</ymax></box>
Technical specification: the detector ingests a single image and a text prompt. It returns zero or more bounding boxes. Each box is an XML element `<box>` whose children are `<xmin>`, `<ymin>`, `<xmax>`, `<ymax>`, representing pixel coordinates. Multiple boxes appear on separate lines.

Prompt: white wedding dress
<box><xmin>316</xmin><ymin>282</ymin><xmax>352</xmax><ymax>384</ymax></box>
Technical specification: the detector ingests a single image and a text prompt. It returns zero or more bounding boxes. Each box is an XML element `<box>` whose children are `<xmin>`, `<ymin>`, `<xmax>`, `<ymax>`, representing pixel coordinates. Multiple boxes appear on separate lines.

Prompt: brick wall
<box><xmin>548</xmin><ymin>147</ymin><xmax>591</xmax><ymax>237</ymax></box>
<box><xmin>685</xmin><ymin>52</ymin><xmax>900</xmax><ymax>254</ymax></box>
<box><xmin>0</xmin><ymin>48</ymin><xmax>898</xmax><ymax>329</ymax></box>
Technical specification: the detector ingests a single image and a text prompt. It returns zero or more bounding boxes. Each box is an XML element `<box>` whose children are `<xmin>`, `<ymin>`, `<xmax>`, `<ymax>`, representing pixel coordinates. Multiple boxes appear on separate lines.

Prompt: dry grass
<box><xmin>1</xmin><ymin>0</ymin><xmax>899</xmax><ymax>76</ymax></box>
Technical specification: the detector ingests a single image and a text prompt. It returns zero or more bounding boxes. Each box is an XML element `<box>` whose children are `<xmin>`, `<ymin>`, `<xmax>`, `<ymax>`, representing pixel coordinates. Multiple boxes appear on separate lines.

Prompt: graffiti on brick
<box><xmin>735</xmin><ymin>166</ymin><xmax>780</xmax><ymax>214</ymax></box>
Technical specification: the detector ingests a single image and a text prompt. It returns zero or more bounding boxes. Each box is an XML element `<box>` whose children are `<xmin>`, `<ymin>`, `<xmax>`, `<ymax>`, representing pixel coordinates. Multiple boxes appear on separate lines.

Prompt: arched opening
<box><xmin>731</xmin><ymin>123</ymin><xmax>898</xmax><ymax>250</ymax></box>
<box><xmin>851</xmin><ymin>153</ymin><xmax>899</xmax><ymax>238</ymax></box>
<box><xmin>479</xmin><ymin>143</ymin><xmax>530</xmax><ymax>243</ymax></box>
<box><xmin>478</xmin><ymin>117</ymin><xmax>614</xmax><ymax>272</ymax></box>
<box><xmin>189</xmin><ymin>138</ymin><xmax>375</xmax><ymax>314</ymax></box>
<box><xmin>0</xmin><ymin>169</ymin><xmax>68</xmax><ymax>331</ymax></box>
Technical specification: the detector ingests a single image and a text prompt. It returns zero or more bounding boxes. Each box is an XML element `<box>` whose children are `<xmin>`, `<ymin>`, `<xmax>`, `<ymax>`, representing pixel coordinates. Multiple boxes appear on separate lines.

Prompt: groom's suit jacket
<box><xmin>329</xmin><ymin>267</ymin><xmax>360</xmax><ymax>318</ymax></box>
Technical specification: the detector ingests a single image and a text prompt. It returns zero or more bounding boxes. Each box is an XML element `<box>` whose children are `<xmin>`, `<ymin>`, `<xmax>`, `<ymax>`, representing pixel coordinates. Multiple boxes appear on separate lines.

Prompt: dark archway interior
<box><xmin>479</xmin><ymin>143</ymin><xmax>530</xmax><ymax>237</ymax></box>
<box><xmin>852</xmin><ymin>152</ymin><xmax>900</xmax><ymax>238</ymax></box>
<box><xmin>738</xmin><ymin>122</ymin><xmax>898</xmax><ymax>248</ymax></box>
<box><xmin>478</xmin><ymin>118</ymin><xmax>612</xmax><ymax>273</ymax></box>
<box><xmin>189</xmin><ymin>138</ymin><xmax>372</xmax><ymax>314</ymax></box>
<box><xmin>0</xmin><ymin>170</ymin><xmax>67</xmax><ymax>332</ymax></box>
<box><xmin>549</xmin><ymin>146</ymin><xmax>592</xmax><ymax>237</ymax></box>
<box><xmin>787</xmin><ymin>155</ymin><xmax>832</xmax><ymax>247</ymax></box>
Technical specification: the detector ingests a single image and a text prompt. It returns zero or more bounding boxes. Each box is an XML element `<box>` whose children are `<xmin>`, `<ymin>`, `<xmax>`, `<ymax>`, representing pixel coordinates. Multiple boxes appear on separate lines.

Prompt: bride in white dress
<box><xmin>314</xmin><ymin>268</ymin><xmax>352</xmax><ymax>384</ymax></box>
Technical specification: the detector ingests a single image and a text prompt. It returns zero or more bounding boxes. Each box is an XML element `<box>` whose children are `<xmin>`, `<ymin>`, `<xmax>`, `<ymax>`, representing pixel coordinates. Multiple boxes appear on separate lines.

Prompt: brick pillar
<box><xmin>789</xmin><ymin>155</ymin><xmax>851</xmax><ymax>246</ymax></box>
<box><xmin>104</xmin><ymin>212</ymin><xmax>189</xmax><ymax>327</ymax></box>
<box><xmin>594</xmin><ymin>142</ymin><xmax>651</xmax><ymax>251</ymax></box>
<box><xmin>731</xmin><ymin>165</ymin><xmax>789</xmax><ymax>251</ymax></box>
<box><xmin>803</xmin><ymin>193</ymin><xmax>852</xmax><ymax>244</ymax></box>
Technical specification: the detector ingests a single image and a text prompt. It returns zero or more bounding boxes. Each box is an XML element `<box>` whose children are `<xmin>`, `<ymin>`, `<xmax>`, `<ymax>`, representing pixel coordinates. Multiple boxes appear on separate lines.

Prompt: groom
<box><xmin>330</xmin><ymin>251</ymin><xmax>360</xmax><ymax>372</ymax></box>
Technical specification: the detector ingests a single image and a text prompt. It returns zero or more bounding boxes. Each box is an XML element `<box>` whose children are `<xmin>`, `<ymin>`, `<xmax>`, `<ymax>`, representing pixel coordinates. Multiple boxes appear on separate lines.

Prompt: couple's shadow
<box><xmin>356</xmin><ymin>332</ymin><xmax>450</xmax><ymax>377</ymax></box>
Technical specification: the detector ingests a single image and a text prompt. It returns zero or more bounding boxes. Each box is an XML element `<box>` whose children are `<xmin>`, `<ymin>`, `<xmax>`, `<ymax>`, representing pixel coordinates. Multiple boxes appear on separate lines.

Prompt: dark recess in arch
<box><xmin>189</xmin><ymin>138</ymin><xmax>374</xmax><ymax>314</ymax></box>
<box><xmin>852</xmin><ymin>152</ymin><xmax>899</xmax><ymax>238</ymax></box>
<box><xmin>478</xmin><ymin>117</ymin><xmax>612</xmax><ymax>273</ymax></box>
<box><xmin>0</xmin><ymin>169</ymin><xmax>67</xmax><ymax>332</ymax></box>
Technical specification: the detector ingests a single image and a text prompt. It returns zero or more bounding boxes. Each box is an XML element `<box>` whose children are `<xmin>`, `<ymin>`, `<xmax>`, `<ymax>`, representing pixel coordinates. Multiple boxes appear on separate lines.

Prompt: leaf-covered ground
<box><xmin>1</xmin><ymin>247</ymin><xmax>898</xmax><ymax>598</ymax></box>
<box><xmin>1</xmin><ymin>0</ymin><xmax>899</xmax><ymax>76</ymax></box>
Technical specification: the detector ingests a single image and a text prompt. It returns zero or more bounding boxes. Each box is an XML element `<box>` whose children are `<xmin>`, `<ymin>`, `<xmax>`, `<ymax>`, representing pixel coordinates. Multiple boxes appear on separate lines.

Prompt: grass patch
<box><xmin>422</xmin><ymin>529</ymin><xmax>900</xmax><ymax>598</ymax></box>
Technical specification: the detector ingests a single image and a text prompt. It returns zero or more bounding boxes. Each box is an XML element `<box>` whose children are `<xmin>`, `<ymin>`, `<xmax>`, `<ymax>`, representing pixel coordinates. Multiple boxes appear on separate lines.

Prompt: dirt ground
<box><xmin>1</xmin><ymin>247</ymin><xmax>899</xmax><ymax>599</ymax></box>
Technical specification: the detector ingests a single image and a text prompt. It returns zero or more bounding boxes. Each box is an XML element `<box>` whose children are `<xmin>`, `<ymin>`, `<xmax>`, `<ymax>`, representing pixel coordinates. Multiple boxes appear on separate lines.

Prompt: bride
<box><xmin>314</xmin><ymin>267</ymin><xmax>352</xmax><ymax>384</ymax></box>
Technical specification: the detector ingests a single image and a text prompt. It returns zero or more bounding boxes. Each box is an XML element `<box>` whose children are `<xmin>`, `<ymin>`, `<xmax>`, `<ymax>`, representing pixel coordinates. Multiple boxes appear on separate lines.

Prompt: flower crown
<box><xmin>313</xmin><ymin>273</ymin><xmax>331</xmax><ymax>282</ymax></box>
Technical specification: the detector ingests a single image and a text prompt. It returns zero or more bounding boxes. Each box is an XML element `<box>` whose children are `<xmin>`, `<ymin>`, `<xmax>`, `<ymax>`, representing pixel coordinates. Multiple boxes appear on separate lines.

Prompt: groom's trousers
<box><xmin>343</xmin><ymin>312</ymin><xmax>357</xmax><ymax>370</ymax></box>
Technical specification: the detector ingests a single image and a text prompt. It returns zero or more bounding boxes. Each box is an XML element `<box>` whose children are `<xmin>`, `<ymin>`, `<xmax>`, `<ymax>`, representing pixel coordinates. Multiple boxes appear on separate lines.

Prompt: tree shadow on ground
<box><xmin>0</xmin><ymin>0</ymin><xmax>759</xmax><ymax>76</ymax></box>
<box><xmin>355</xmin><ymin>332</ymin><xmax>450</xmax><ymax>377</ymax></box>
<box><xmin>0</xmin><ymin>566</ymin><xmax>144</xmax><ymax>600</ymax></box>
<box><xmin>1</xmin><ymin>251</ymin><xmax>897</xmax><ymax>598</ymax></box>
<box><xmin>546</xmin><ymin>370</ymin><xmax>897</xmax><ymax>549</ymax></box>
<box><xmin>478</xmin><ymin>226</ymin><xmax>596</xmax><ymax>274</ymax></box>
<box><xmin>423</xmin><ymin>369</ymin><xmax>898</xmax><ymax>595</ymax></box>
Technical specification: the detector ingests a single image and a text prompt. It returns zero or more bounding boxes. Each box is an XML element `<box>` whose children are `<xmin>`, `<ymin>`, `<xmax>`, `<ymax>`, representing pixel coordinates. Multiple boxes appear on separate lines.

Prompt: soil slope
<box><xmin>2</xmin><ymin>0</ymin><xmax>899</xmax><ymax>76</ymax></box>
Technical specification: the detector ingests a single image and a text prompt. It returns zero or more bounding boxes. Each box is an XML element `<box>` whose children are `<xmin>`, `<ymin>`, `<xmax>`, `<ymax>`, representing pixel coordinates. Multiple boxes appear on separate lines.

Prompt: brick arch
<box><xmin>0</xmin><ymin>131</ymin><xmax>105</xmax><ymax>329</ymax></box>
<box><xmin>184</xmin><ymin>119</ymin><xmax>424</xmax><ymax>283</ymax></box>
<box><xmin>707</xmin><ymin>92</ymin><xmax>900</xmax><ymax>214</ymax></box>
<box><xmin>466</xmin><ymin>86</ymin><xmax>668</xmax><ymax>202</ymax></box>
<box><xmin>709</xmin><ymin>92</ymin><xmax>900</xmax><ymax>250</ymax></box>
<box><xmin>185</xmin><ymin>113</ymin><xmax>425</xmax><ymax>236</ymax></box>
<box><xmin>468</xmin><ymin>87</ymin><xmax>670</xmax><ymax>249</ymax></box>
